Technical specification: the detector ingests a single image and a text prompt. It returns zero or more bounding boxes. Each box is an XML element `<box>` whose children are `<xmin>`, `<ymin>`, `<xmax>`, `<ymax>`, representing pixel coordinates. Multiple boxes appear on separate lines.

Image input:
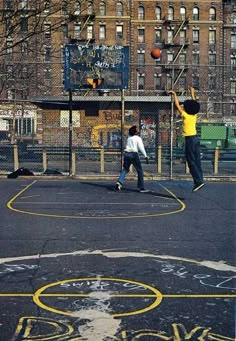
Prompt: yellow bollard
<box><xmin>214</xmin><ymin>147</ymin><xmax>219</xmax><ymax>174</ymax></box>
<box><xmin>157</xmin><ymin>145</ymin><xmax>162</xmax><ymax>175</ymax></box>
<box><xmin>13</xmin><ymin>144</ymin><xmax>19</xmax><ymax>171</ymax></box>
<box><xmin>42</xmin><ymin>147</ymin><xmax>47</xmax><ymax>173</ymax></box>
<box><xmin>100</xmin><ymin>146</ymin><xmax>104</xmax><ymax>174</ymax></box>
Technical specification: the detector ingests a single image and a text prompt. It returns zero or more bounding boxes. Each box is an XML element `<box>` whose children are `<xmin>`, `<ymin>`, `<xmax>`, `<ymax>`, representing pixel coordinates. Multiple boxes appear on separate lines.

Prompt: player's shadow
<box><xmin>81</xmin><ymin>182</ymin><xmax>184</xmax><ymax>200</ymax></box>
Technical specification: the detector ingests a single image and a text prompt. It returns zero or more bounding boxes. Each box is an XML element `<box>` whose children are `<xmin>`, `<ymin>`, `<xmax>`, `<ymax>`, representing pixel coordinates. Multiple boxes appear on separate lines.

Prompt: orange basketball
<box><xmin>151</xmin><ymin>48</ymin><xmax>162</xmax><ymax>59</ymax></box>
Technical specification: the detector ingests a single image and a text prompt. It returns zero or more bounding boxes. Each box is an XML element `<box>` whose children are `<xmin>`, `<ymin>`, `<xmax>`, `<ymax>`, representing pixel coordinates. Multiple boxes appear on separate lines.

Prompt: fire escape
<box><xmin>162</xmin><ymin>16</ymin><xmax>189</xmax><ymax>92</ymax></box>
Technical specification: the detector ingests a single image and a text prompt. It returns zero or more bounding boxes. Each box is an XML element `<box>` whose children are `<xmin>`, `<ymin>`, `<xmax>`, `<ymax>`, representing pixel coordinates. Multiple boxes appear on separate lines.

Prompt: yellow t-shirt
<box><xmin>181</xmin><ymin>110</ymin><xmax>197</xmax><ymax>136</ymax></box>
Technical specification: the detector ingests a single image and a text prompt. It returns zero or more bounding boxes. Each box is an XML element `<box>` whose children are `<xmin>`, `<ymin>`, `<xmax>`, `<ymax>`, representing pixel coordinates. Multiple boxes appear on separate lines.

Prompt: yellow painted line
<box><xmin>14</xmin><ymin>202</ymin><xmax>179</xmax><ymax>206</ymax></box>
<box><xmin>33</xmin><ymin>277</ymin><xmax>163</xmax><ymax>317</ymax></box>
<box><xmin>7</xmin><ymin>181</ymin><xmax>186</xmax><ymax>219</ymax></box>
<box><xmin>0</xmin><ymin>293</ymin><xmax>235</xmax><ymax>298</ymax></box>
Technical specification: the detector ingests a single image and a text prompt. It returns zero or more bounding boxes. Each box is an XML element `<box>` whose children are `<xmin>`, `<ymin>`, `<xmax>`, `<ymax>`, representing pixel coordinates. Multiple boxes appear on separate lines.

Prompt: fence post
<box><xmin>100</xmin><ymin>146</ymin><xmax>104</xmax><ymax>174</ymax></box>
<box><xmin>214</xmin><ymin>147</ymin><xmax>219</xmax><ymax>174</ymax></box>
<box><xmin>72</xmin><ymin>149</ymin><xmax>76</xmax><ymax>176</ymax></box>
<box><xmin>185</xmin><ymin>161</ymin><xmax>190</xmax><ymax>174</ymax></box>
<box><xmin>42</xmin><ymin>147</ymin><xmax>47</xmax><ymax>173</ymax></box>
<box><xmin>13</xmin><ymin>144</ymin><xmax>19</xmax><ymax>171</ymax></box>
<box><xmin>157</xmin><ymin>145</ymin><xmax>162</xmax><ymax>175</ymax></box>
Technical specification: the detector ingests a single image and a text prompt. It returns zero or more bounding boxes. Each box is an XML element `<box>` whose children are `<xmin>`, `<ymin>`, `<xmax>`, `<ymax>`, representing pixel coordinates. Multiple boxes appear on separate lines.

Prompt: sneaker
<box><xmin>115</xmin><ymin>182</ymin><xmax>122</xmax><ymax>191</ymax></box>
<box><xmin>139</xmin><ymin>188</ymin><xmax>150</xmax><ymax>193</ymax></box>
<box><xmin>192</xmin><ymin>183</ymin><xmax>205</xmax><ymax>192</ymax></box>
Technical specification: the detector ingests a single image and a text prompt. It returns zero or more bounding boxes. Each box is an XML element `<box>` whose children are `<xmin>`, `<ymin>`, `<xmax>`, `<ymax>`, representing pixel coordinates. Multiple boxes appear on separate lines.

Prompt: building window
<box><xmin>45</xmin><ymin>68</ymin><xmax>51</xmax><ymax>80</ymax></box>
<box><xmin>19</xmin><ymin>0</ymin><xmax>28</xmax><ymax>9</ymax></box>
<box><xmin>116</xmin><ymin>2</ymin><xmax>123</xmax><ymax>16</ymax></box>
<box><xmin>230</xmin><ymin>102</ymin><xmax>236</xmax><ymax>115</ymax></box>
<box><xmin>6</xmin><ymin>39</ymin><xmax>13</xmax><ymax>59</ymax></box>
<box><xmin>116</xmin><ymin>25</ymin><xmax>123</xmax><ymax>39</ymax></box>
<box><xmin>15</xmin><ymin>117</ymin><xmax>35</xmax><ymax>136</ymax></box>
<box><xmin>192</xmin><ymin>53</ymin><xmax>199</xmax><ymax>65</ymax></box>
<box><xmin>167</xmin><ymin>30</ymin><xmax>174</xmax><ymax>44</ymax></box>
<box><xmin>180</xmin><ymin>6</ymin><xmax>186</xmax><ymax>20</ymax></box>
<box><xmin>61</xmin><ymin>24</ymin><xmax>68</xmax><ymax>38</ymax></box>
<box><xmin>99</xmin><ymin>1</ymin><xmax>106</xmax><ymax>15</ymax></box>
<box><xmin>192</xmin><ymin>75</ymin><xmax>199</xmax><ymax>90</ymax></box>
<box><xmin>44</xmin><ymin>47</ymin><xmax>51</xmax><ymax>62</ymax></box>
<box><xmin>209</xmin><ymin>7</ymin><xmax>216</xmax><ymax>21</ymax></box>
<box><xmin>44</xmin><ymin>0</ymin><xmax>50</xmax><ymax>13</ymax></box>
<box><xmin>45</xmin><ymin>23</ymin><xmax>51</xmax><ymax>38</ymax></box>
<box><xmin>209</xmin><ymin>30</ymin><xmax>216</xmax><ymax>45</ymax></box>
<box><xmin>87</xmin><ymin>25</ymin><xmax>93</xmax><ymax>39</ymax></box>
<box><xmin>193</xmin><ymin>7</ymin><xmax>199</xmax><ymax>21</ymax></box>
<box><xmin>75</xmin><ymin>2</ymin><xmax>81</xmax><ymax>15</ymax></box>
<box><xmin>138</xmin><ymin>74</ymin><xmax>145</xmax><ymax>90</ymax></box>
<box><xmin>20</xmin><ymin>17</ymin><xmax>28</xmax><ymax>32</ymax></box>
<box><xmin>193</xmin><ymin>29</ymin><xmax>199</xmax><ymax>43</ymax></box>
<box><xmin>167</xmin><ymin>52</ymin><xmax>174</xmax><ymax>64</ymax></box>
<box><xmin>138</xmin><ymin>51</ymin><xmax>145</xmax><ymax>65</ymax></box>
<box><xmin>154</xmin><ymin>75</ymin><xmax>161</xmax><ymax>90</ymax></box>
<box><xmin>209</xmin><ymin>75</ymin><xmax>216</xmax><ymax>90</ymax></box>
<box><xmin>74</xmin><ymin>23</ymin><xmax>81</xmax><ymax>38</ymax></box>
<box><xmin>99</xmin><ymin>25</ymin><xmax>106</xmax><ymax>39</ymax></box>
<box><xmin>232</xmin><ymin>13</ymin><xmax>236</xmax><ymax>25</ymax></box>
<box><xmin>155</xmin><ymin>6</ymin><xmax>161</xmax><ymax>20</ymax></box>
<box><xmin>21</xmin><ymin>41</ymin><xmax>28</xmax><ymax>55</ymax></box>
<box><xmin>209</xmin><ymin>53</ymin><xmax>216</xmax><ymax>66</ymax></box>
<box><xmin>179</xmin><ymin>76</ymin><xmax>186</xmax><ymax>90</ymax></box>
<box><xmin>61</xmin><ymin>1</ymin><xmax>68</xmax><ymax>15</ymax></box>
<box><xmin>138</xmin><ymin>28</ymin><xmax>145</xmax><ymax>43</ymax></box>
<box><xmin>179</xmin><ymin>30</ymin><xmax>186</xmax><ymax>44</ymax></box>
<box><xmin>231</xmin><ymin>34</ymin><xmax>236</xmax><ymax>48</ymax></box>
<box><xmin>231</xmin><ymin>56</ymin><xmax>236</xmax><ymax>71</ymax></box>
<box><xmin>168</xmin><ymin>6</ymin><xmax>174</xmax><ymax>20</ymax></box>
<box><xmin>155</xmin><ymin>29</ymin><xmax>161</xmax><ymax>43</ymax></box>
<box><xmin>138</xmin><ymin>5</ymin><xmax>145</xmax><ymax>20</ymax></box>
<box><xmin>179</xmin><ymin>54</ymin><xmax>186</xmax><ymax>65</ymax></box>
<box><xmin>231</xmin><ymin>80</ymin><xmax>236</xmax><ymax>94</ymax></box>
<box><xmin>7</xmin><ymin>89</ymin><xmax>15</xmax><ymax>100</ymax></box>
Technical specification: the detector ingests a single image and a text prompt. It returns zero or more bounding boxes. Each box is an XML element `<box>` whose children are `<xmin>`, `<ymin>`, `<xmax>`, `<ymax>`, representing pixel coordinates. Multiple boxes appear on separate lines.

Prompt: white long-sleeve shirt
<box><xmin>124</xmin><ymin>135</ymin><xmax>147</xmax><ymax>158</ymax></box>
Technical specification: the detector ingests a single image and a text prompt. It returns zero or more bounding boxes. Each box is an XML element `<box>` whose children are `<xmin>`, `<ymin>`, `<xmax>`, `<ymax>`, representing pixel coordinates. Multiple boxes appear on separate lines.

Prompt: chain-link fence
<box><xmin>0</xmin><ymin>64</ymin><xmax>235</xmax><ymax>178</ymax></box>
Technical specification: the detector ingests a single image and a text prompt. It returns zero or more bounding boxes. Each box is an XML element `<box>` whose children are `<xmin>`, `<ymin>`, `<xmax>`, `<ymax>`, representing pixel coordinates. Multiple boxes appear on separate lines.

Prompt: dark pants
<box><xmin>185</xmin><ymin>136</ymin><xmax>203</xmax><ymax>185</ymax></box>
<box><xmin>118</xmin><ymin>152</ymin><xmax>144</xmax><ymax>189</ymax></box>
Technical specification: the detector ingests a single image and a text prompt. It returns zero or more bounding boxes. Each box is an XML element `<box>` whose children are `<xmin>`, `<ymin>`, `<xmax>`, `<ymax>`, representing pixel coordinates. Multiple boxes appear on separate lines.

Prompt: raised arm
<box><xmin>168</xmin><ymin>90</ymin><xmax>184</xmax><ymax>115</ymax></box>
<box><xmin>190</xmin><ymin>87</ymin><xmax>196</xmax><ymax>100</ymax></box>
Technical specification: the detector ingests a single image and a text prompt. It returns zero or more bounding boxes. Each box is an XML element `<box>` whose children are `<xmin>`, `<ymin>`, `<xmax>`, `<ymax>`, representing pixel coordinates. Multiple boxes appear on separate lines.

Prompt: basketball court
<box><xmin>0</xmin><ymin>178</ymin><xmax>235</xmax><ymax>340</ymax></box>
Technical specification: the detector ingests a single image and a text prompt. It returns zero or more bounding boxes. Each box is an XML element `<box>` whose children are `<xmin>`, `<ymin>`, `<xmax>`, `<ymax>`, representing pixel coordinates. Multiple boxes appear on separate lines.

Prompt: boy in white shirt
<box><xmin>115</xmin><ymin>125</ymin><xmax>149</xmax><ymax>192</ymax></box>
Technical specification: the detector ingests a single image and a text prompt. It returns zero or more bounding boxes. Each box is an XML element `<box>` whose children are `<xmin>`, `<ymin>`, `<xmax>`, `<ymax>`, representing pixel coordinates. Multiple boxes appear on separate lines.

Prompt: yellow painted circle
<box><xmin>33</xmin><ymin>277</ymin><xmax>163</xmax><ymax>317</ymax></box>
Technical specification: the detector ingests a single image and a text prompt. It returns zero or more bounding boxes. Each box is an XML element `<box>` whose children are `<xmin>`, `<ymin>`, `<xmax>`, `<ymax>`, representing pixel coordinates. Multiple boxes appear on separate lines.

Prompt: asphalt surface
<box><xmin>0</xmin><ymin>178</ymin><xmax>235</xmax><ymax>340</ymax></box>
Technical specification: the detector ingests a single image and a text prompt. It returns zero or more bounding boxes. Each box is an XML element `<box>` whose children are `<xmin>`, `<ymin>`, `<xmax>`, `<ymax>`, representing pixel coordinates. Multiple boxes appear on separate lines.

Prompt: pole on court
<box><xmin>121</xmin><ymin>89</ymin><xmax>125</xmax><ymax>170</ymax></box>
<box><xmin>69</xmin><ymin>89</ymin><xmax>73</xmax><ymax>176</ymax></box>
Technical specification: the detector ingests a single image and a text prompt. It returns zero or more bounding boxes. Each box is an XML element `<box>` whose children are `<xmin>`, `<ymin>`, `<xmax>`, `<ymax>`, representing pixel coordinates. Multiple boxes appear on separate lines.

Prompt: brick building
<box><xmin>0</xmin><ymin>0</ymin><xmax>235</xmax><ymax>146</ymax></box>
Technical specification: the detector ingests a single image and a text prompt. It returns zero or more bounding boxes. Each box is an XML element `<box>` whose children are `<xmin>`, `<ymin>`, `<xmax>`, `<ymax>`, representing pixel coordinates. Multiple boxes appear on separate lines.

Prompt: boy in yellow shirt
<box><xmin>168</xmin><ymin>87</ymin><xmax>205</xmax><ymax>192</ymax></box>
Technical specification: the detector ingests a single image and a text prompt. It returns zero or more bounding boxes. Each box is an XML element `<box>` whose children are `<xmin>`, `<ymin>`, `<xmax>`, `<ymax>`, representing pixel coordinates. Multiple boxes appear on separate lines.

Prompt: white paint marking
<box><xmin>0</xmin><ymin>250</ymin><xmax>235</xmax><ymax>272</ymax></box>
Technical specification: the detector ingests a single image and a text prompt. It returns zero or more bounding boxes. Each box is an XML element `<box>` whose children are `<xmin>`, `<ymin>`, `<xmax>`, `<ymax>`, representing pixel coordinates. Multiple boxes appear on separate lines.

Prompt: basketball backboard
<box><xmin>64</xmin><ymin>45</ymin><xmax>129</xmax><ymax>91</ymax></box>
